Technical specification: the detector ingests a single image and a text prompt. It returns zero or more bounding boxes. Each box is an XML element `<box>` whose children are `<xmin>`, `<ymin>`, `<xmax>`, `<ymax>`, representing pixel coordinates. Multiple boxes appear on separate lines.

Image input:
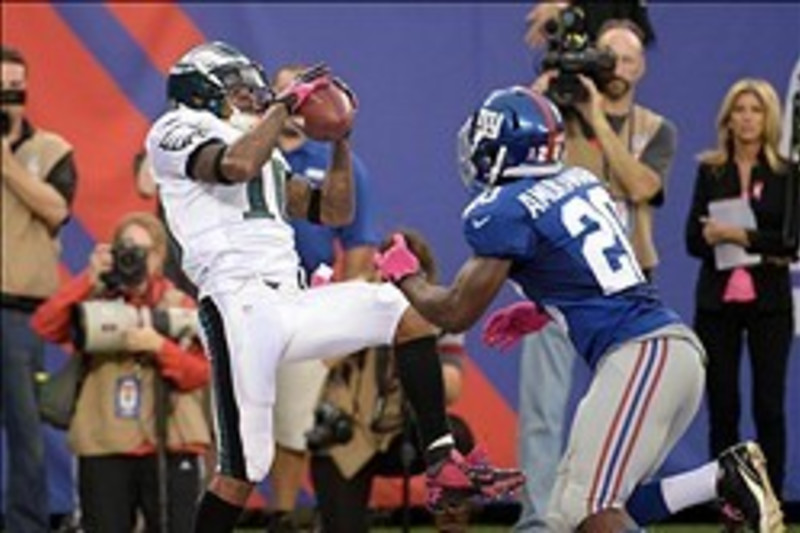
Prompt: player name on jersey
<box><xmin>518</xmin><ymin>168</ymin><xmax>598</xmax><ymax>219</ymax></box>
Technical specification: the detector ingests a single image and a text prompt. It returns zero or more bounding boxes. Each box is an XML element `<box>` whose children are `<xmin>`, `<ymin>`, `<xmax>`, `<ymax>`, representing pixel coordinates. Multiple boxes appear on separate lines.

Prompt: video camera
<box><xmin>540</xmin><ymin>6</ymin><xmax>616</xmax><ymax>108</ymax></box>
<box><xmin>1</xmin><ymin>89</ymin><xmax>26</xmax><ymax>137</ymax></box>
<box><xmin>101</xmin><ymin>241</ymin><xmax>149</xmax><ymax>292</ymax></box>
<box><xmin>71</xmin><ymin>300</ymin><xmax>199</xmax><ymax>353</ymax></box>
<box><xmin>304</xmin><ymin>401</ymin><xmax>354</xmax><ymax>452</ymax></box>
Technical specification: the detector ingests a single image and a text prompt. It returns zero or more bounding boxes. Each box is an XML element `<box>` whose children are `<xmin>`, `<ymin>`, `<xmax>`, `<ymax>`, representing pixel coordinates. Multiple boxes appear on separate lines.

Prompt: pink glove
<box><xmin>275</xmin><ymin>63</ymin><xmax>331</xmax><ymax>113</ymax></box>
<box><xmin>482</xmin><ymin>301</ymin><xmax>551</xmax><ymax>351</ymax></box>
<box><xmin>373</xmin><ymin>233</ymin><xmax>420</xmax><ymax>283</ymax></box>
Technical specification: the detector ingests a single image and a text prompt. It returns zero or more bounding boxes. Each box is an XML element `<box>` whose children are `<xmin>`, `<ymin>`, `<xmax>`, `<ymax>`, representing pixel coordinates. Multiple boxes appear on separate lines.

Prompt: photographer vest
<box><xmin>565</xmin><ymin>105</ymin><xmax>663</xmax><ymax>271</ymax></box>
<box><xmin>1</xmin><ymin>129</ymin><xmax>71</xmax><ymax>301</ymax></box>
<box><xmin>68</xmin><ymin>286</ymin><xmax>212</xmax><ymax>456</ymax></box>
<box><xmin>323</xmin><ymin>346</ymin><xmax>405</xmax><ymax>479</ymax></box>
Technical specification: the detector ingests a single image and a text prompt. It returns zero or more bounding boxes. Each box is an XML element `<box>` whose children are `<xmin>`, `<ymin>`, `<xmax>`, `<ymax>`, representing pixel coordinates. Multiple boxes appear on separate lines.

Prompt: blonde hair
<box><xmin>698</xmin><ymin>78</ymin><xmax>785</xmax><ymax>172</ymax></box>
<box><xmin>112</xmin><ymin>211</ymin><xmax>168</xmax><ymax>270</ymax></box>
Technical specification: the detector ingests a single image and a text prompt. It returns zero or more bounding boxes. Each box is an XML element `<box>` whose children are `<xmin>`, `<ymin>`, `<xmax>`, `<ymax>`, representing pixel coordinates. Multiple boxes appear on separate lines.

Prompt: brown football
<box><xmin>297</xmin><ymin>82</ymin><xmax>355</xmax><ymax>141</ymax></box>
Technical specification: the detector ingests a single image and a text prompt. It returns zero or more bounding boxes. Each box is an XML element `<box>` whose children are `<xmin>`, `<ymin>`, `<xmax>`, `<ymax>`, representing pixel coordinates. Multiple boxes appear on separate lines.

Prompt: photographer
<box><xmin>30</xmin><ymin>211</ymin><xmax>212</xmax><ymax>533</ymax></box>
<box><xmin>1</xmin><ymin>44</ymin><xmax>78</xmax><ymax>532</ymax></box>
<box><xmin>515</xmin><ymin>14</ymin><xmax>675</xmax><ymax>533</ymax></box>
<box><xmin>308</xmin><ymin>230</ymin><xmax>475</xmax><ymax>533</ymax></box>
<box><xmin>534</xmin><ymin>18</ymin><xmax>675</xmax><ymax>275</ymax></box>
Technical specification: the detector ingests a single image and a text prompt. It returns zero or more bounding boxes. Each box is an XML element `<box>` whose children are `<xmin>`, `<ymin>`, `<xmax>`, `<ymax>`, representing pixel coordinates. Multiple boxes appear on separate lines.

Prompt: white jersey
<box><xmin>145</xmin><ymin>106</ymin><xmax>301</xmax><ymax>294</ymax></box>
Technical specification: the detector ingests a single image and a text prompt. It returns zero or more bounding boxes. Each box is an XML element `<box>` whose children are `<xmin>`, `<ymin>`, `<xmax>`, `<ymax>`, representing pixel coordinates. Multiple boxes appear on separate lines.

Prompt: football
<box><xmin>297</xmin><ymin>82</ymin><xmax>355</xmax><ymax>142</ymax></box>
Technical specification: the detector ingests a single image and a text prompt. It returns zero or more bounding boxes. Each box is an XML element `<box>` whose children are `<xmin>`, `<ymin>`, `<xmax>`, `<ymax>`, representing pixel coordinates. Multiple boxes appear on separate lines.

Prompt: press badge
<box><xmin>115</xmin><ymin>375</ymin><xmax>141</xmax><ymax>419</ymax></box>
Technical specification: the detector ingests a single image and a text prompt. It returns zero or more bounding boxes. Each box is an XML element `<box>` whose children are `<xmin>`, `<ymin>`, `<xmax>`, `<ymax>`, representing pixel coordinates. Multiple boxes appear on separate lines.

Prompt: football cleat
<box><xmin>425</xmin><ymin>447</ymin><xmax>525</xmax><ymax>512</ymax></box>
<box><xmin>719</xmin><ymin>501</ymin><xmax>747</xmax><ymax>533</ymax></box>
<box><xmin>717</xmin><ymin>441</ymin><xmax>785</xmax><ymax>533</ymax></box>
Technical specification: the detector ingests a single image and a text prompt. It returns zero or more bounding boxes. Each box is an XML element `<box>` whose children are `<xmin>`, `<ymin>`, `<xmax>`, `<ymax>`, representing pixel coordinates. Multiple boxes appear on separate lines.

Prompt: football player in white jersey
<box><xmin>145</xmin><ymin>42</ymin><xmax>524</xmax><ymax>533</ymax></box>
<box><xmin>374</xmin><ymin>86</ymin><xmax>785</xmax><ymax>533</ymax></box>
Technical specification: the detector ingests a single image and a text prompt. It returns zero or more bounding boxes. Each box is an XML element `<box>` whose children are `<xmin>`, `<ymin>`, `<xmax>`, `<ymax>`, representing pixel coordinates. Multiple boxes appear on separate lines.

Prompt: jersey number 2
<box><xmin>561</xmin><ymin>187</ymin><xmax>645</xmax><ymax>294</ymax></box>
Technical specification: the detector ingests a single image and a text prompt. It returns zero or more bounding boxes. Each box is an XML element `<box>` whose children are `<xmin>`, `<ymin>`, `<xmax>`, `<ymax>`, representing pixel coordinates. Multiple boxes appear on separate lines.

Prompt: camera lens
<box><xmin>0</xmin><ymin>110</ymin><xmax>11</xmax><ymax>137</ymax></box>
<box><xmin>305</xmin><ymin>402</ymin><xmax>354</xmax><ymax>452</ymax></box>
<box><xmin>109</xmin><ymin>243</ymin><xmax>149</xmax><ymax>288</ymax></box>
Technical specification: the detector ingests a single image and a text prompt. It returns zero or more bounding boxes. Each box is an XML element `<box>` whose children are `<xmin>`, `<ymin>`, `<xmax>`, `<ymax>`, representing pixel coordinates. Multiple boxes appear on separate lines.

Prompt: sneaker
<box><xmin>425</xmin><ymin>448</ymin><xmax>525</xmax><ymax>512</ymax></box>
<box><xmin>264</xmin><ymin>511</ymin><xmax>299</xmax><ymax>533</ymax></box>
<box><xmin>716</xmin><ymin>441</ymin><xmax>785</xmax><ymax>533</ymax></box>
<box><xmin>719</xmin><ymin>502</ymin><xmax>746</xmax><ymax>533</ymax></box>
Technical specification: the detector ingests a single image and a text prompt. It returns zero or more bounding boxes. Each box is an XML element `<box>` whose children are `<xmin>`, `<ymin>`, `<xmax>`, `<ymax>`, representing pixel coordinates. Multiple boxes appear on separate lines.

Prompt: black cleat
<box><xmin>717</xmin><ymin>441</ymin><xmax>785</xmax><ymax>533</ymax></box>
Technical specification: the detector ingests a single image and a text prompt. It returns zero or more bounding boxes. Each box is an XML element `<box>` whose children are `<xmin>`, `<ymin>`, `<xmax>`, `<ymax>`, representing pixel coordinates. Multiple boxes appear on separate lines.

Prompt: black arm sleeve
<box><xmin>185</xmin><ymin>139</ymin><xmax>232</xmax><ymax>184</ymax></box>
<box><xmin>45</xmin><ymin>152</ymin><xmax>78</xmax><ymax>206</ymax></box>
<box><xmin>307</xmin><ymin>187</ymin><xmax>323</xmax><ymax>224</ymax></box>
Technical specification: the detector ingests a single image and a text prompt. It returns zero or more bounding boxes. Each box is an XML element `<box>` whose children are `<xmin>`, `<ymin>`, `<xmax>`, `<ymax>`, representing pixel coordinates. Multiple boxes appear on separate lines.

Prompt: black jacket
<box><xmin>685</xmin><ymin>156</ymin><xmax>799</xmax><ymax>312</ymax></box>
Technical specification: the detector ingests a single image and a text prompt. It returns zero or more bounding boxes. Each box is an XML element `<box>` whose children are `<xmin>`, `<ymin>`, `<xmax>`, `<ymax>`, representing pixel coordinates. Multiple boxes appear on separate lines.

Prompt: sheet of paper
<box><xmin>708</xmin><ymin>197</ymin><xmax>760</xmax><ymax>270</ymax></box>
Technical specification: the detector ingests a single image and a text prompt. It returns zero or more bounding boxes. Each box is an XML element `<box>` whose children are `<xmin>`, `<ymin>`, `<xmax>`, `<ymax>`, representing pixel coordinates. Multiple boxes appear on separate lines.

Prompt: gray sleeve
<box><xmin>639</xmin><ymin>118</ymin><xmax>677</xmax><ymax>207</ymax></box>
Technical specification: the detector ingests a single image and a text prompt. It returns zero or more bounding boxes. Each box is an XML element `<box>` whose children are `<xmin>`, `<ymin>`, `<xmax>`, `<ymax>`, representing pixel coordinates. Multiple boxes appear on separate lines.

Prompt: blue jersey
<box><xmin>285</xmin><ymin>140</ymin><xmax>380</xmax><ymax>277</ymax></box>
<box><xmin>463</xmin><ymin>166</ymin><xmax>681</xmax><ymax>368</ymax></box>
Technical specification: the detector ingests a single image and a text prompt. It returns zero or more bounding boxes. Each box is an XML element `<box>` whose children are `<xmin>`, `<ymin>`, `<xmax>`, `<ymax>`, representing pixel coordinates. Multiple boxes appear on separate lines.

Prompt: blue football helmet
<box><xmin>457</xmin><ymin>86</ymin><xmax>565</xmax><ymax>188</ymax></box>
<box><xmin>167</xmin><ymin>41</ymin><xmax>271</xmax><ymax>117</ymax></box>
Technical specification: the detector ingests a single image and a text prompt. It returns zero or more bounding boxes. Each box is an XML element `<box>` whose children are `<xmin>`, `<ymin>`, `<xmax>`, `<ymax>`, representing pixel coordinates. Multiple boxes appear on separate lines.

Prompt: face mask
<box><xmin>228</xmin><ymin>108</ymin><xmax>260</xmax><ymax>132</ymax></box>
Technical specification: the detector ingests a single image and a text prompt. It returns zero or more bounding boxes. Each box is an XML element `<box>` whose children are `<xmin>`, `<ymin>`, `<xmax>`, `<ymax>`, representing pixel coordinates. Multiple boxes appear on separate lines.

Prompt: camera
<box><xmin>101</xmin><ymin>242</ymin><xmax>149</xmax><ymax>292</ymax></box>
<box><xmin>0</xmin><ymin>110</ymin><xmax>10</xmax><ymax>137</ymax></box>
<box><xmin>1</xmin><ymin>89</ymin><xmax>26</xmax><ymax>137</ymax></box>
<box><xmin>540</xmin><ymin>6</ymin><xmax>616</xmax><ymax>108</ymax></box>
<box><xmin>305</xmin><ymin>401</ymin><xmax>354</xmax><ymax>452</ymax></box>
<box><xmin>71</xmin><ymin>300</ymin><xmax>200</xmax><ymax>353</ymax></box>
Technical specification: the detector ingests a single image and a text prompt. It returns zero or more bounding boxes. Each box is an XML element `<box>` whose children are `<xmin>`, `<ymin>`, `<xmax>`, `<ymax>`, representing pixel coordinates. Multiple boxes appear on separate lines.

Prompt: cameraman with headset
<box><xmin>31</xmin><ymin>211</ymin><xmax>212</xmax><ymax>533</ymax></box>
<box><xmin>506</xmin><ymin>12</ymin><xmax>676</xmax><ymax>532</ymax></box>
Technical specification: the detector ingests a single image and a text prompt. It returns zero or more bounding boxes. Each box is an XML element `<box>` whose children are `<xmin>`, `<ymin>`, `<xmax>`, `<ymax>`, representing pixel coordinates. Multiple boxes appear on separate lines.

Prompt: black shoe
<box><xmin>265</xmin><ymin>511</ymin><xmax>298</xmax><ymax>533</ymax></box>
<box><xmin>716</xmin><ymin>441</ymin><xmax>785</xmax><ymax>533</ymax></box>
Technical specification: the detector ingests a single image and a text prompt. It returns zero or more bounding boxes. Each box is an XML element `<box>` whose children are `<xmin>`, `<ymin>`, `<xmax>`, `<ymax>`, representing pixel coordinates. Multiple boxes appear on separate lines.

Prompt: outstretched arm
<box><xmin>375</xmin><ymin>234</ymin><xmax>511</xmax><ymax>332</ymax></box>
<box><xmin>399</xmin><ymin>256</ymin><xmax>510</xmax><ymax>332</ymax></box>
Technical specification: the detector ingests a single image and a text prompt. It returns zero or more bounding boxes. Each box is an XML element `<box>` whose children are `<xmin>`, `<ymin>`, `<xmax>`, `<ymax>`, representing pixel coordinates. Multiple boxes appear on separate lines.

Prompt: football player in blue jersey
<box><xmin>374</xmin><ymin>86</ymin><xmax>785</xmax><ymax>533</ymax></box>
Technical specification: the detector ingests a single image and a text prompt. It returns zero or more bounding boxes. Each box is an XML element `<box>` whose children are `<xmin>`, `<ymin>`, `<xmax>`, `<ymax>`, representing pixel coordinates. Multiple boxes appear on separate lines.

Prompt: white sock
<box><xmin>662</xmin><ymin>461</ymin><xmax>720</xmax><ymax>513</ymax></box>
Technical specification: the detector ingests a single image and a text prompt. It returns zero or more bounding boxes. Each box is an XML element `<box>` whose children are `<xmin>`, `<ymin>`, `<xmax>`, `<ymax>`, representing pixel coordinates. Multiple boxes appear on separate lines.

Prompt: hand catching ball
<box><xmin>296</xmin><ymin>79</ymin><xmax>356</xmax><ymax>142</ymax></box>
